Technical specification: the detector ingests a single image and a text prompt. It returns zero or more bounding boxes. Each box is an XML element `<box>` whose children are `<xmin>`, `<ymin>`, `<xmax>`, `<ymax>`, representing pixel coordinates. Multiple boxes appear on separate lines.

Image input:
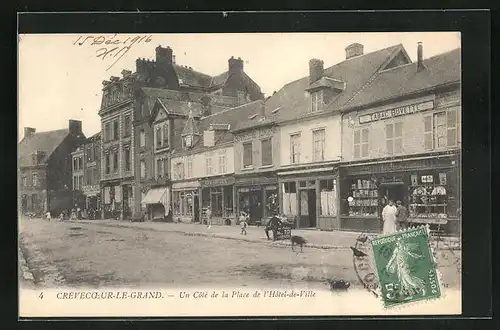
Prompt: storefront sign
<box><xmin>358</xmin><ymin>100</ymin><xmax>434</xmax><ymax>124</ymax></box>
<box><xmin>172</xmin><ymin>181</ymin><xmax>200</xmax><ymax>191</ymax></box>
<box><xmin>235</xmin><ymin>176</ymin><xmax>277</xmax><ymax>186</ymax></box>
<box><xmin>200</xmin><ymin>176</ymin><xmax>235</xmax><ymax>188</ymax></box>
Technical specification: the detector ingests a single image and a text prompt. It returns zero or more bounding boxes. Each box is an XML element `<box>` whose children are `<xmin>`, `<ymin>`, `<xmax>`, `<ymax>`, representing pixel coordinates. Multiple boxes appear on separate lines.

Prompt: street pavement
<box><xmin>18</xmin><ymin>217</ymin><xmax>462</xmax><ymax>290</ymax></box>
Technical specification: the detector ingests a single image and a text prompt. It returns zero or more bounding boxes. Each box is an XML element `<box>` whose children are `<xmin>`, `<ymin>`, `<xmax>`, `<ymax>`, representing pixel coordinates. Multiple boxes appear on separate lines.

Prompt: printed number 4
<box><xmin>39</xmin><ymin>292</ymin><xmax>44</xmax><ymax>299</ymax></box>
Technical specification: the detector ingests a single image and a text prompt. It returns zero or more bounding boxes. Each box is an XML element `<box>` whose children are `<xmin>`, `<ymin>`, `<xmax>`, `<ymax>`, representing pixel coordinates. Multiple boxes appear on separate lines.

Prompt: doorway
<box><xmin>379</xmin><ymin>183</ymin><xmax>407</xmax><ymax>206</ymax></box>
<box><xmin>194</xmin><ymin>194</ymin><xmax>200</xmax><ymax>222</ymax></box>
<box><xmin>299</xmin><ymin>189</ymin><xmax>317</xmax><ymax>228</ymax></box>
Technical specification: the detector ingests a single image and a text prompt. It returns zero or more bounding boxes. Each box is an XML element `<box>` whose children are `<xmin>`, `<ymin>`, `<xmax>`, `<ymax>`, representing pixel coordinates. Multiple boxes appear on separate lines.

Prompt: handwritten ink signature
<box><xmin>73</xmin><ymin>34</ymin><xmax>153</xmax><ymax>71</ymax></box>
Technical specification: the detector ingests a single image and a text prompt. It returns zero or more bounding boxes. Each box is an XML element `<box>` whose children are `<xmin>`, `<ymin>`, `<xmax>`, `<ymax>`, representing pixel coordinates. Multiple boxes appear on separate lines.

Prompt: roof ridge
<box><xmin>200</xmin><ymin>100</ymin><xmax>263</xmax><ymax>120</ymax></box>
<box><xmin>339</xmin><ymin>45</ymin><xmax>403</xmax><ymax>110</ymax></box>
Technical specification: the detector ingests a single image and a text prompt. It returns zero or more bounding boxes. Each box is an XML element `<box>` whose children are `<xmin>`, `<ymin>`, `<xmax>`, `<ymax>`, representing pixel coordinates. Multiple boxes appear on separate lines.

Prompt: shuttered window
<box><xmin>446</xmin><ymin>109</ymin><xmax>457</xmax><ymax>147</ymax></box>
<box><xmin>261</xmin><ymin>138</ymin><xmax>273</xmax><ymax>166</ymax></box>
<box><xmin>424</xmin><ymin>115</ymin><xmax>433</xmax><ymax>150</ymax></box>
<box><xmin>386</xmin><ymin>122</ymin><xmax>403</xmax><ymax>155</ymax></box>
<box><xmin>290</xmin><ymin>133</ymin><xmax>301</xmax><ymax>164</ymax></box>
<box><xmin>354</xmin><ymin>128</ymin><xmax>369</xmax><ymax>158</ymax></box>
<box><xmin>243</xmin><ymin>142</ymin><xmax>253</xmax><ymax>168</ymax></box>
<box><xmin>312</xmin><ymin>129</ymin><xmax>325</xmax><ymax>161</ymax></box>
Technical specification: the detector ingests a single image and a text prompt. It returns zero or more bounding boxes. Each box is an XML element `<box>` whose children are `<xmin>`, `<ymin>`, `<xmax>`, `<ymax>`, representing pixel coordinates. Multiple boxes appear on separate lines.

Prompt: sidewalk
<box><xmin>68</xmin><ymin>219</ymin><xmax>361</xmax><ymax>250</ymax></box>
<box><xmin>66</xmin><ymin>219</ymin><xmax>461</xmax><ymax>250</ymax></box>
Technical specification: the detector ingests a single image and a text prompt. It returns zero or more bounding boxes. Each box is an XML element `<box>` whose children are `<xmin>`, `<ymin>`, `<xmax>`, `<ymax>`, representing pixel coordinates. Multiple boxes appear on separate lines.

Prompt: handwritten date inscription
<box><xmin>73</xmin><ymin>34</ymin><xmax>153</xmax><ymax>71</ymax></box>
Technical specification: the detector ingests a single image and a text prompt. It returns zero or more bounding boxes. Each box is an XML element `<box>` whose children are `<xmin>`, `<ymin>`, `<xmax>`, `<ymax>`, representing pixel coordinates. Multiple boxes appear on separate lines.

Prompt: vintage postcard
<box><xmin>18</xmin><ymin>31</ymin><xmax>462</xmax><ymax>317</ymax></box>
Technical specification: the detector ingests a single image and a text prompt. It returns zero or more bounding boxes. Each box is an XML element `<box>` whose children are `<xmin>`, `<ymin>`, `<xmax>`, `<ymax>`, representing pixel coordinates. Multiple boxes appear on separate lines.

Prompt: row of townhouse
<box><xmin>167</xmin><ymin>42</ymin><xmax>461</xmax><ymax>234</ymax></box>
<box><xmin>72</xmin><ymin>45</ymin><xmax>263</xmax><ymax>221</ymax></box>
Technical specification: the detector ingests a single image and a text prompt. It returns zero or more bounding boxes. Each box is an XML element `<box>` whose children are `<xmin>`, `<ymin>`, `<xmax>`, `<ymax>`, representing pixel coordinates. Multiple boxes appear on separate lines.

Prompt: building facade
<box><xmin>232</xmin><ymin>101</ymin><xmax>281</xmax><ymax>225</ymax></box>
<box><xmin>70</xmin><ymin>132</ymin><xmax>102</xmax><ymax>216</ymax></box>
<box><xmin>169</xmin><ymin>101</ymin><xmax>262</xmax><ymax>225</ymax></box>
<box><xmin>338</xmin><ymin>45</ymin><xmax>461</xmax><ymax>234</ymax></box>
<box><xmin>19</xmin><ymin>120</ymin><xmax>86</xmax><ymax>216</ymax></box>
<box><xmin>129</xmin><ymin>46</ymin><xmax>263</xmax><ymax>220</ymax></box>
<box><xmin>98</xmin><ymin>70</ymin><xmax>135</xmax><ymax>220</ymax></box>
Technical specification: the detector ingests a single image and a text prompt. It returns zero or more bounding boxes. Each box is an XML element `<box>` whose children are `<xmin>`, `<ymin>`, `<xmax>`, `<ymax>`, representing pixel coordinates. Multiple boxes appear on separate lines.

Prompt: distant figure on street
<box><xmin>46</xmin><ymin>211</ymin><xmax>51</xmax><ymax>221</ymax></box>
<box><xmin>205</xmin><ymin>206</ymin><xmax>212</xmax><ymax>228</ymax></box>
<box><xmin>395</xmin><ymin>200</ymin><xmax>409</xmax><ymax>230</ymax></box>
<box><xmin>381</xmin><ymin>200</ymin><xmax>397</xmax><ymax>234</ymax></box>
<box><xmin>240</xmin><ymin>213</ymin><xmax>248</xmax><ymax>235</ymax></box>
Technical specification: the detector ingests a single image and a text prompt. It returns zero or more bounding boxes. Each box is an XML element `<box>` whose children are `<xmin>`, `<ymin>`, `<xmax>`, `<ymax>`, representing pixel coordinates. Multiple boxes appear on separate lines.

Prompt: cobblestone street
<box><xmin>19</xmin><ymin>217</ymin><xmax>461</xmax><ymax>291</ymax></box>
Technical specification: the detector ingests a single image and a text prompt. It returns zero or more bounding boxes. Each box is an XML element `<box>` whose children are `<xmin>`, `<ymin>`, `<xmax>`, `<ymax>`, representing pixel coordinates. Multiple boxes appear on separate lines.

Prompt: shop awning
<box><xmin>141</xmin><ymin>188</ymin><xmax>167</xmax><ymax>205</ymax></box>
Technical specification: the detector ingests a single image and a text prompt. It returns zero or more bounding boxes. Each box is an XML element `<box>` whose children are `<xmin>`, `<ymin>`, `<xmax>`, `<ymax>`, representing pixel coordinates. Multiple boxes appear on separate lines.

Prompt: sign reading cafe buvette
<box><xmin>358</xmin><ymin>100</ymin><xmax>435</xmax><ymax>124</ymax></box>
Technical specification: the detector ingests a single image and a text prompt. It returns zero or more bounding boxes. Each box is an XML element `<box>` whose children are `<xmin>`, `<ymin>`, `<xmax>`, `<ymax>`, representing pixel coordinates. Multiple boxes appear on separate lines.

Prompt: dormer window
<box><xmin>184</xmin><ymin>135</ymin><xmax>193</xmax><ymax>148</ymax></box>
<box><xmin>154</xmin><ymin>122</ymin><xmax>169</xmax><ymax>151</ymax></box>
<box><xmin>310</xmin><ymin>90</ymin><xmax>324</xmax><ymax>112</ymax></box>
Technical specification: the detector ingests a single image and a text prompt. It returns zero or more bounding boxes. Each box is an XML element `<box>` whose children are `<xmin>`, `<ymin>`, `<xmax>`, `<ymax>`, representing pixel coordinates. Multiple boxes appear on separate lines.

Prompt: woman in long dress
<box><xmin>381</xmin><ymin>200</ymin><xmax>397</xmax><ymax>234</ymax></box>
<box><xmin>386</xmin><ymin>239</ymin><xmax>426</xmax><ymax>298</ymax></box>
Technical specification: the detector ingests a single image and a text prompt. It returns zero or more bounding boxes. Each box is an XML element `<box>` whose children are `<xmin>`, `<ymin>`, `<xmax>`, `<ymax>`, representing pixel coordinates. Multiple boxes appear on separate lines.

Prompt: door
<box><xmin>307</xmin><ymin>189</ymin><xmax>317</xmax><ymax>227</ymax></box>
<box><xmin>21</xmin><ymin>195</ymin><xmax>28</xmax><ymax>213</ymax></box>
<box><xmin>379</xmin><ymin>183</ymin><xmax>407</xmax><ymax>207</ymax></box>
<box><xmin>122</xmin><ymin>186</ymin><xmax>130</xmax><ymax>218</ymax></box>
<box><xmin>194</xmin><ymin>194</ymin><xmax>200</xmax><ymax>222</ymax></box>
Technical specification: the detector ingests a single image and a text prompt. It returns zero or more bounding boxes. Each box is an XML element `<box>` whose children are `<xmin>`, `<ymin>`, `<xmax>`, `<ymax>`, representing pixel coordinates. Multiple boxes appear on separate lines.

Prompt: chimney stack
<box><xmin>24</xmin><ymin>127</ymin><xmax>36</xmax><ymax>139</ymax></box>
<box><xmin>68</xmin><ymin>120</ymin><xmax>82</xmax><ymax>136</ymax></box>
<box><xmin>417</xmin><ymin>42</ymin><xmax>426</xmax><ymax>72</ymax></box>
<box><xmin>309</xmin><ymin>59</ymin><xmax>324</xmax><ymax>84</ymax></box>
<box><xmin>345</xmin><ymin>43</ymin><xmax>364</xmax><ymax>60</ymax></box>
<box><xmin>228</xmin><ymin>56</ymin><xmax>244</xmax><ymax>73</ymax></box>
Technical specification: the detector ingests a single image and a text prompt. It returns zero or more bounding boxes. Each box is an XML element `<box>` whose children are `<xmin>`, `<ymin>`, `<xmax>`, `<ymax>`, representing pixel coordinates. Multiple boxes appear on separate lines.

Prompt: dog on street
<box><xmin>291</xmin><ymin>235</ymin><xmax>307</xmax><ymax>252</ymax></box>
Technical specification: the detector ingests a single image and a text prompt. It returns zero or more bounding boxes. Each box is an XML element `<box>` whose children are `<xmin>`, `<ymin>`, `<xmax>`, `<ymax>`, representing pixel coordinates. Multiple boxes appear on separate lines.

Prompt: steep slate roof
<box><xmin>233</xmin><ymin>44</ymin><xmax>404</xmax><ymax>132</ymax></box>
<box><xmin>342</xmin><ymin>48</ymin><xmax>461</xmax><ymax>111</ymax></box>
<box><xmin>173</xmin><ymin>65</ymin><xmax>213</xmax><ymax>88</ymax></box>
<box><xmin>142</xmin><ymin>87</ymin><xmax>230</xmax><ymax>120</ymax></box>
<box><xmin>18</xmin><ymin>129</ymin><xmax>70</xmax><ymax>167</ymax></box>
<box><xmin>171</xmin><ymin>100</ymin><xmax>263</xmax><ymax>155</ymax></box>
<box><xmin>210</xmin><ymin>72</ymin><xmax>229</xmax><ymax>87</ymax></box>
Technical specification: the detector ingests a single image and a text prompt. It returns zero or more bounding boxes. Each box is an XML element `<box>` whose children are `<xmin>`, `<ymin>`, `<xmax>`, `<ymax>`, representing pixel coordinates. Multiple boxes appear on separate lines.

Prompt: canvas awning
<box><xmin>141</xmin><ymin>188</ymin><xmax>167</xmax><ymax>205</ymax></box>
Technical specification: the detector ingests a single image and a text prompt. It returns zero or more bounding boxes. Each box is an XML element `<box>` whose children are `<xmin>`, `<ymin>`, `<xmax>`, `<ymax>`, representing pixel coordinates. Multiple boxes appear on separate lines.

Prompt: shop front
<box><xmin>141</xmin><ymin>186</ymin><xmax>170</xmax><ymax>221</ymax></box>
<box><xmin>199</xmin><ymin>176</ymin><xmax>235</xmax><ymax>226</ymax></box>
<box><xmin>278</xmin><ymin>166</ymin><xmax>339</xmax><ymax>230</ymax></box>
<box><xmin>172</xmin><ymin>180</ymin><xmax>201</xmax><ymax>223</ymax></box>
<box><xmin>102</xmin><ymin>180</ymin><xmax>121</xmax><ymax>219</ymax></box>
<box><xmin>339</xmin><ymin>151</ymin><xmax>460</xmax><ymax>235</ymax></box>
<box><xmin>82</xmin><ymin>184</ymin><xmax>101</xmax><ymax>219</ymax></box>
<box><xmin>234</xmin><ymin>173</ymin><xmax>278</xmax><ymax>226</ymax></box>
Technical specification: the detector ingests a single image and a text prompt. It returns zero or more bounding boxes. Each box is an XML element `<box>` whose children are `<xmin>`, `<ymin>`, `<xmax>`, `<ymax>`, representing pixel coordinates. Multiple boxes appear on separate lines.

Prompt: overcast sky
<box><xmin>18</xmin><ymin>32</ymin><xmax>460</xmax><ymax>139</ymax></box>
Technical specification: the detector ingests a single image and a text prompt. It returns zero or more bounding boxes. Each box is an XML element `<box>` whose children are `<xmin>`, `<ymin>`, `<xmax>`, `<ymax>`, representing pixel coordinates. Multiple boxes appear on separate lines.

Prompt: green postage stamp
<box><xmin>370</xmin><ymin>226</ymin><xmax>441</xmax><ymax>308</ymax></box>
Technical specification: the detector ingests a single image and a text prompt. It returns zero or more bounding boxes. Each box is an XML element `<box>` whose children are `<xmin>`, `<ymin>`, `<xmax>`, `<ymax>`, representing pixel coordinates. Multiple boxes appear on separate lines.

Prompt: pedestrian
<box><xmin>381</xmin><ymin>200</ymin><xmax>397</xmax><ymax>235</ymax></box>
<box><xmin>46</xmin><ymin>211</ymin><xmax>51</xmax><ymax>221</ymax></box>
<box><xmin>205</xmin><ymin>206</ymin><xmax>212</xmax><ymax>228</ymax></box>
<box><xmin>395</xmin><ymin>200</ymin><xmax>409</xmax><ymax>231</ymax></box>
<box><xmin>240</xmin><ymin>213</ymin><xmax>248</xmax><ymax>235</ymax></box>
<box><xmin>265</xmin><ymin>214</ymin><xmax>282</xmax><ymax>241</ymax></box>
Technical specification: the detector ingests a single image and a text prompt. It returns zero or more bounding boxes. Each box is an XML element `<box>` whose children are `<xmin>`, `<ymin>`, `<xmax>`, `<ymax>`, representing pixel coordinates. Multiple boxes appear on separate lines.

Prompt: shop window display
<box><xmin>409</xmin><ymin>172</ymin><xmax>449</xmax><ymax>219</ymax></box>
<box><xmin>346</xmin><ymin>179</ymin><xmax>378</xmax><ymax>217</ymax></box>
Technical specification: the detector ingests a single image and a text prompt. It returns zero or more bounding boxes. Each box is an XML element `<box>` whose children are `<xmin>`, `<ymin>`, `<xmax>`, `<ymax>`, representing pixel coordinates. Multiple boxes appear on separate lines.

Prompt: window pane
<box><xmin>424</xmin><ymin>115</ymin><xmax>432</xmax><ymax>133</ymax></box>
<box><xmin>386</xmin><ymin>123</ymin><xmax>394</xmax><ymax>139</ymax></box>
<box><xmin>395</xmin><ymin>137</ymin><xmax>403</xmax><ymax>154</ymax></box>
<box><xmin>361</xmin><ymin>144</ymin><xmax>369</xmax><ymax>157</ymax></box>
<box><xmin>243</xmin><ymin>143</ymin><xmax>253</xmax><ymax>167</ymax></box>
<box><xmin>395</xmin><ymin>122</ymin><xmax>403</xmax><ymax>137</ymax></box>
<box><xmin>261</xmin><ymin>138</ymin><xmax>272</xmax><ymax>166</ymax></box>
<box><xmin>362</xmin><ymin>128</ymin><xmax>369</xmax><ymax>143</ymax></box>
<box><xmin>447</xmin><ymin>128</ymin><xmax>457</xmax><ymax>147</ymax></box>
<box><xmin>354</xmin><ymin>145</ymin><xmax>360</xmax><ymax>159</ymax></box>
<box><xmin>424</xmin><ymin>133</ymin><xmax>433</xmax><ymax>150</ymax></box>
<box><xmin>353</xmin><ymin>130</ymin><xmax>360</xmax><ymax>144</ymax></box>
<box><xmin>386</xmin><ymin>139</ymin><xmax>393</xmax><ymax>155</ymax></box>
<box><xmin>447</xmin><ymin>110</ymin><xmax>457</xmax><ymax>128</ymax></box>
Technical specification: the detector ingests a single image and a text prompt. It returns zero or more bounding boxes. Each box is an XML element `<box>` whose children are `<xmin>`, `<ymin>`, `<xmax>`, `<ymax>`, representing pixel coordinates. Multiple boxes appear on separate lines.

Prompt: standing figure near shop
<box><xmin>205</xmin><ymin>206</ymin><xmax>212</xmax><ymax>228</ymax></box>
<box><xmin>395</xmin><ymin>200</ymin><xmax>409</xmax><ymax>230</ymax></box>
<box><xmin>239</xmin><ymin>212</ymin><xmax>248</xmax><ymax>235</ymax></box>
<box><xmin>381</xmin><ymin>200</ymin><xmax>398</xmax><ymax>234</ymax></box>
